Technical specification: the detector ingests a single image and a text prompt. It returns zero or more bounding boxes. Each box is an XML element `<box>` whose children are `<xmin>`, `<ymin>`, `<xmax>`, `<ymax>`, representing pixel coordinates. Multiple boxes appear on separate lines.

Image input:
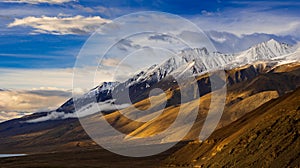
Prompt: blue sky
<box><xmin>0</xmin><ymin>0</ymin><xmax>300</xmax><ymax>88</ymax></box>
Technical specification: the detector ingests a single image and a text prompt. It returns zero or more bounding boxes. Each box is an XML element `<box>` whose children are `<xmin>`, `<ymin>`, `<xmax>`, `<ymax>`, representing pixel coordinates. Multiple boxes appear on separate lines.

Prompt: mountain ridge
<box><xmin>162</xmin><ymin>87</ymin><xmax>300</xmax><ymax>167</ymax></box>
<box><xmin>0</xmin><ymin>39</ymin><xmax>297</xmax><ymax>124</ymax></box>
<box><xmin>36</xmin><ymin>39</ymin><xmax>297</xmax><ymax>122</ymax></box>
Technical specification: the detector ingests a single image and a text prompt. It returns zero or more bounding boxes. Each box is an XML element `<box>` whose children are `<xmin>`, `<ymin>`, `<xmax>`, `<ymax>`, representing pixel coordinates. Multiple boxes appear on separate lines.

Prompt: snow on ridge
<box><xmin>235</xmin><ymin>39</ymin><xmax>293</xmax><ymax>63</ymax></box>
<box><xmin>26</xmin><ymin>100</ymin><xmax>130</xmax><ymax>123</ymax></box>
<box><xmin>126</xmin><ymin>39</ymin><xmax>296</xmax><ymax>87</ymax></box>
<box><xmin>98</xmin><ymin>82</ymin><xmax>120</xmax><ymax>91</ymax></box>
<box><xmin>25</xmin><ymin>39</ymin><xmax>299</xmax><ymax>122</ymax></box>
<box><xmin>78</xmin><ymin>81</ymin><xmax>120</xmax><ymax>100</ymax></box>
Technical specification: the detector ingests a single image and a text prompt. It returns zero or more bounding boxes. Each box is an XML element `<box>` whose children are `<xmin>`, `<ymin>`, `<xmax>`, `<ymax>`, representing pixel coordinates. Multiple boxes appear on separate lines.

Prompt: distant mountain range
<box><xmin>20</xmin><ymin>39</ymin><xmax>299</xmax><ymax>123</ymax></box>
<box><xmin>206</xmin><ymin>31</ymin><xmax>298</xmax><ymax>53</ymax></box>
<box><xmin>0</xmin><ymin>39</ymin><xmax>299</xmax><ymax>167</ymax></box>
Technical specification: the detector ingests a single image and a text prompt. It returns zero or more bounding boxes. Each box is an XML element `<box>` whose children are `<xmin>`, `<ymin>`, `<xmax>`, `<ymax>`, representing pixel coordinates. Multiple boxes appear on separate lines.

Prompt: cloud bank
<box><xmin>0</xmin><ymin>68</ymin><xmax>74</xmax><ymax>89</ymax></box>
<box><xmin>193</xmin><ymin>8</ymin><xmax>300</xmax><ymax>37</ymax></box>
<box><xmin>0</xmin><ymin>111</ymin><xmax>28</xmax><ymax>122</ymax></box>
<box><xmin>27</xmin><ymin>101</ymin><xmax>130</xmax><ymax>123</ymax></box>
<box><xmin>0</xmin><ymin>89</ymin><xmax>71</xmax><ymax>122</ymax></box>
<box><xmin>8</xmin><ymin>15</ymin><xmax>111</xmax><ymax>35</ymax></box>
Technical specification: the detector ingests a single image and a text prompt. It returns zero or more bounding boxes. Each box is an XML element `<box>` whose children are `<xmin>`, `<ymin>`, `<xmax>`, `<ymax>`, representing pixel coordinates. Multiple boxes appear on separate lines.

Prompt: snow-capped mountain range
<box><xmin>27</xmin><ymin>39</ymin><xmax>299</xmax><ymax>122</ymax></box>
<box><xmin>235</xmin><ymin>39</ymin><xmax>293</xmax><ymax>62</ymax></box>
<box><xmin>120</xmin><ymin>39</ymin><xmax>296</xmax><ymax>88</ymax></box>
<box><xmin>206</xmin><ymin>31</ymin><xmax>298</xmax><ymax>53</ymax></box>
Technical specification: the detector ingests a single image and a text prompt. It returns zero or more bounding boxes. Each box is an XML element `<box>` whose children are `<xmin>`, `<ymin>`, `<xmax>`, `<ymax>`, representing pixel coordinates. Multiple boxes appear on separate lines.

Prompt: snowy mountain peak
<box><xmin>253</xmin><ymin>39</ymin><xmax>291</xmax><ymax>54</ymax></box>
<box><xmin>72</xmin><ymin>81</ymin><xmax>120</xmax><ymax>106</ymax></box>
<box><xmin>263</xmin><ymin>39</ymin><xmax>289</xmax><ymax>49</ymax></box>
<box><xmin>236</xmin><ymin>39</ymin><xmax>293</xmax><ymax>63</ymax></box>
<box><xmin>267</xmin><ymin>38</ymin><xmax>278</xmax><ymax>44</ymax></box>
<box><xmin>126</xmin><ymin>40</ymin><xmax>296</xmax><ymax>89</ymax></box>
<box><xmin>30</xmin><ymin>39</ymin><xmax>299</xmax><ymax>122</ymax></box>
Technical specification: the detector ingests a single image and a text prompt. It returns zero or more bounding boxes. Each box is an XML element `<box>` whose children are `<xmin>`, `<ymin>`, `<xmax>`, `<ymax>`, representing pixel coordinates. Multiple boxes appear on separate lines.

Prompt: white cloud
<box><xmin>0</xmin><ymin>66</ymin><xmax>121</xmax><ymax>122</ymax></box>
<box><xmin>201</xmin><ymin>10</ymin><xmax>220</xmax><ymax>17</ymax></box>
<box><xmin>0</xmin><ymin>111</ymin><xmax>29</xmax><ymax>123</ymax></box>
<box><xmin>209</xmin><ymin>35</ymin><xmax>226</xmax><ymax>43</ymax></box>
<box><xmin>102</xmin><ymin>58</ymin><xmax>122</xmax><ymax>67</ymax></box>
<box><xmin>3</xmin><ymin>0</ymin><xmax>76</xmax><ymax>4</ymax></box>
<box><xmin>27</xmin><ymin>101</ymin><xmax>130</xmax><ymax>123</ymax></box>
<box><xmin>0</xmin><ymin>89</ymin><xmax>70</xmax><ymax>112</ymax></box>
<box><xmin>0</xmin><ymin>67</ymin><xmax>118</xmax><ymax>90</ymax></box>
<box><xmin>8</xmin><ymin>15</ymin><xmax>111</xmax><ymax>35</ymax></box>
<box><xmin>193</xmin><ymin>8</ymin><xmax>300</xmax><ymax>37</ymax></box>
<box><xmin>0</xmin><ymin>89</ymin><xmax>72</xmax><ymax>122</ymax></box>
<box><xmin>0</xmin><ymin>68</ymin><xmax>74</xmax><ymax>89</ymax></box>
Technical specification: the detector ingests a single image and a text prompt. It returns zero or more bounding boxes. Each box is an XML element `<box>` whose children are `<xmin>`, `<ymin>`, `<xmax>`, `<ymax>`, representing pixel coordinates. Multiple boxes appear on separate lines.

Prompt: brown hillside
<box><xmin>162</xmin><ymin>87</ymin><xmax>300</xmax><ymax>167</ymax></box>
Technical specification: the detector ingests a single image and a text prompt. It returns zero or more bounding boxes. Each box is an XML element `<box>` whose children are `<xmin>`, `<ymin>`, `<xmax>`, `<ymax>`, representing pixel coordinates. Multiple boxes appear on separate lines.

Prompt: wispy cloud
<box><xmin>0</xmin><ymin>111</ymin><xmax>28</xmax><ymax>123</ymax></box>
<box><xmin>228</xmin><ymin>0</ymin><xmax>300</xmax><ymax>6</ymax></box>
<box><xmin>26</xmin><ymin>101</ymin><xmax>130</xmax><ymax>123</ymax></box>
<box><xmin>201</xmin><ymin>10</ymin><xmax>221</xmax><ymax>17</ymax></box>
<box><xmin>0</xmin><ymin>66</ymin><xmax>124</xmax><ymax>122</ymax></box>
<box><xmin>8</xmin><ymin>15</ymin><xmax>111</xmax><ymax>35</ymax></box>
<box><xmin>0</xmin><ymin>68</ymin><xmax>74</xmax><ymax>89</ymax></box>
<box><xmin>0</xmin><ymin>67</ymin><xmax>120</xmax><ymax>90</ymax></box>
<box><xmin>102</xmin><ymin>58</ymin><xmax>122</xmax><ymax>67</ymax></box>
<box><xmin>3</xmin><ymin>0</ymin><xmax>76</xmax><ymax>4</ymax></box>
<box><xmin>0</xmin><ymin>53</ymin><xmax>62</xmax><ymax>59</ymax></box>
<box><xmin>0</xmin><ymin>88</ymin><xmax>72</xmax><ymax>122</ymax></box>
<box><xmin>193</xmin><ymin>8</ymin><xmax>300</xmax><ymax>37</ymax></box>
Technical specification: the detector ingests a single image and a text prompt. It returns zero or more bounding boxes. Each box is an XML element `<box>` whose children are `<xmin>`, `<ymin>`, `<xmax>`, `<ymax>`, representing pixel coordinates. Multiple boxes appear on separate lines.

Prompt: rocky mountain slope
<box><xmin>162</xmin><ymin>87</ymin><xmax>300</xmax><ymax>168</ymax></box>
<box><xmin>0</xmin><ymin>62</ymin><xmax>299</xmax><ymax>168</ymax></box>
<box><xmin>18</xmin><ymin>39</ymin><xmax>297</xmax><ymax>123</ymax></box>
<box><xmin>0</xmin><ymin>39</ymin><xmax>299</xmax><ymax>167</ymax></box>
<box><xmin>0</xmin><ymin>61</ymin><xmax>299</xmax><ymax>153</ymax></box>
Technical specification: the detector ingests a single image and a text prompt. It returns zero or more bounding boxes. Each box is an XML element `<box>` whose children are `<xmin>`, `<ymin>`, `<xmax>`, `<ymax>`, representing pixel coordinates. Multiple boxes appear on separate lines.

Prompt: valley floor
<box><xmin>0</xmin><ymin>142</ymin><xmax>187</xmax><ymax>168</ymax></box>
